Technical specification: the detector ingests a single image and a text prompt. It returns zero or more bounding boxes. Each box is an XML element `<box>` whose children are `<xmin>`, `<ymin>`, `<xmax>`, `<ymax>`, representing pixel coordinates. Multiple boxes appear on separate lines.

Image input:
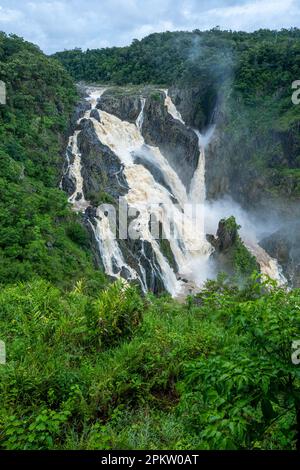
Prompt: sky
<box><xmin>0</xmin><ymin>0</ymin><xmax>300</xmax><ymax>54</ymax></box>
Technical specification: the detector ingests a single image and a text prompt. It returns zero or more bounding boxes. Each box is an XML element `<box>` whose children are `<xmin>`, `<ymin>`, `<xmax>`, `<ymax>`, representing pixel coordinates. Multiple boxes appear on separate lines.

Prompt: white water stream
<box><xmin>64</xmin><ymin>86</ymin><xmax>285</xmax><ymax>295</ymax></box>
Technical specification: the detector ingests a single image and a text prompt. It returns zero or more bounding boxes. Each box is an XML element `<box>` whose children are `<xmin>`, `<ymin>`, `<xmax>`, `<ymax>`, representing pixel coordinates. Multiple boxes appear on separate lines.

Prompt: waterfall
<box><xmin>62</xmin><ymin>86</ymin><xmax>286</xmax><ymax>296</ymax></box>
<box><xmin>65</xmin><ymin>132</ymin><xmax>89</xmax><ymax>213</ymax></box>
<box><xmin>90</xmin><ymin>93</ymin><xmax>213</xmax><ymax>295</ymax></box>
<box><xmin>63</xmin><ymin>87</ymin><xmax>140</xmax><ymax>286</ymax></box>
<box><xmin>63</xmin><ymin>87</ymin><xmax>107</xmax><ymax>212</ymax></box>
<box><xmin>162</xmin><ymin>89</ymin><xmax>185</xmax><ymax>124</ymax></box>
<box><xmin>89</xmin><ymin>207</ymin><xmax>138</xmax><ymax>282</ymax></box>
<box><xmin>136</xmin><ymin>97</ymin><xmax>145</xmax><ymax>131</ymax></box>
<box><xmin>189</xmin><ymin>127</ymin><xmax>216</xmax><ymax>238</ymax></box>
<box><xmin>243</xmin><ymin>240</ymin><xmax>286</xmax><ymax>285</ymax></box>
<box><xmin>91</xmin><ymin>105</ymin><xmax>181</xmax><ymax>295</ymax></box>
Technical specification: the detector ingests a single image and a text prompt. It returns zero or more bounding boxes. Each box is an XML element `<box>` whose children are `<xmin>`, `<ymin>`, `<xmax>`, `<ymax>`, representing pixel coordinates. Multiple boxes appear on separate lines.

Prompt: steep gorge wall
<box><xmin>168</xmin><ymin>85</ymin><xmax>300</xmax><ymax>218</ymax></box>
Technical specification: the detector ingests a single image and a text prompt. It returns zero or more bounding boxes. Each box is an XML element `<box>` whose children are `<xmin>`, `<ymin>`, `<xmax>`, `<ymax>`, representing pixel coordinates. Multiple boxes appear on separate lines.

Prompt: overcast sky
<box><xmin>0</xmin><ymin>0</ymin><xmax>300</xmax><ymax>54</ymax></box>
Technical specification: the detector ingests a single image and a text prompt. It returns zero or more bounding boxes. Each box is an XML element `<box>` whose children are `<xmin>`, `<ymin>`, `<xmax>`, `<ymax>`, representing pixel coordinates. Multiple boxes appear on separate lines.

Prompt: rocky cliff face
<box><xmin>77</xmin><ymin>118</ymin><xmax>128</xmax><ymax>201</ymax></box>
<box><xmin>168</xmin><ymin>85</ymin><xmax>217</xmax><ymax>130</ymax></box>
<box><xmin>141</xmin><ymin>93</ymin><xmax>199</xmax><ymax>190</ymax></box>
<box><xmin>99</xmin><ymin>91</ymin><xmax>141</xmax><ymax>123</ymax></box>
<box><xmin>168</xmin><ymin>84</ymin><xmax>300</xmax><ymax>223</ymax></box>
<box><xmin>61</xmin><ymin>84</ymin><xmax>299</xmax><ymax>293</ymax></box>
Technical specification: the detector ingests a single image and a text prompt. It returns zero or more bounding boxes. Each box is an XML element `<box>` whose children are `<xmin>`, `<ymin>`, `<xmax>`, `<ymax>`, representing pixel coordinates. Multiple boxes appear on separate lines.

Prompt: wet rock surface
<box><xmin>62</xmin><ymin>89</ymin><xmax>173</xmax><ymax>293</ymax></box>
<box><xmin>207</xmin><ymin>218</ymin><xmax>238</xmax><ymax>252</ymax></box>
<box><xmin>169</xmin><ymin>85</ymin><xmax>217</xmax><ymax>130</ymax></box>
<box><xmin>77</xmin><ymin>118</ymin><xmax>128</xmax><ymax>201</ymax></box>
<box><xmin>141</xmin><ymin>93</ymin><xmax>200</xmax><ymax>190</ymax></box>
<box><xmin>98</xmin><ymin>87</ymin><xmax>200</xmax><ymax>191</ymax></box>
<box><xmin>98</xmin><ymin>91</ymin><xmax>141</xmax><ymax>123</ymax></box>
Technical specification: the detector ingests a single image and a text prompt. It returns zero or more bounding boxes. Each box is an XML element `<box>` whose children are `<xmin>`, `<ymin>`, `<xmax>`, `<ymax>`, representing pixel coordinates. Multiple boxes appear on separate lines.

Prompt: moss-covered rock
<box><xmin>207</xmin><ymin>216</ymin><xmax>259</xmax><ymax>279</ymax></box>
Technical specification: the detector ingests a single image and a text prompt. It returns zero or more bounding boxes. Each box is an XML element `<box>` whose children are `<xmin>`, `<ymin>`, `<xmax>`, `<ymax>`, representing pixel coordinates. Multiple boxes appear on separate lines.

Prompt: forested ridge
<box><xmin>52</xmin><ymin>28</ymin><xmax>300</xmax><ymax>89</ymax></box>
<box><xmin>0</xmin><ymin>32</ymin><xmax>106</xmax><ymax>290</ymax></box>
<box><xmin>54</xmin><ymin>28</ymin><xmax>300</xmax><ymax>204</ymax></box>
<box><xmin>0</xmin><ymin>31</ymin><xmax>299</xmax><ymax>450</ymax></box>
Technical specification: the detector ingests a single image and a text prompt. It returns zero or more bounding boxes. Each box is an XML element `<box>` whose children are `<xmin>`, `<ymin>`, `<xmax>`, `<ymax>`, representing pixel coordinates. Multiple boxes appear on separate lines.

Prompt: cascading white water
<box><xmin>63</xmin><ymin>87</ymin><xmax>107</xmax><ymax>212</ymax></box>
<box><xmin>89</xmin><ymin>91</ymin><xmax>214</xmax><ymax>296</ymax></box>
<box><xmin>187</xmin><ymin>118</ymin><xmax>285</xmax><ymax>286</ymax></box>
<box><xmin>136</xmin><ymin>98</ymin><xmax>145</xmax><ymax>131</ymax></box>
<box><xmin>66</xmin><ymin>131</ymin><xmax>90</xmax><ymax>213</ymax></box>
<box><xmin>91</xmin><ymin>108</ymin><xmax>180</xmax><ymax>295</ymax></box>
<box><xmin>89</xmin><ymin>206</ymin><xmax>137</xmax><ymax>281</ymax></box>
<box><xmin>189</xmin><ymin>133</ymin><xmax>206</xmax><ymax>204</ymax></box>
<box><xmin>162</xmin><ymin>89</ymin><xmax>185</xmax><ymax>124</ymax></box>
<box><xmin>64</xmin><ymin>87</ymin><xmax>140</xmax><ymax>286</ymax></box>
<box><xmin>64</xmin><ymin>86</ymin><xmax>286</xmax><ymax>295</ymax></box>
<box><xmin>243</xmin><ymin>240</ymin><xmax>286</xmax><ymax>285</ymax></box>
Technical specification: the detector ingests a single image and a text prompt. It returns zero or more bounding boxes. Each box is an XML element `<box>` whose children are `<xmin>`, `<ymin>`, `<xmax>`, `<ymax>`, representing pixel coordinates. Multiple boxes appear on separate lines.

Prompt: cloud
<box><xmin>191</xmin><ymin>0</ymin><xmax>300</xmax><ymax>32</ymax></box>
<box><xmin>0</xmin><ymin>6</ymin><xmax>22</xmax><ymax>23</ymax></box>
<box><xmin>0</xmin><ymin>0</ymin><xmax>299</xmax><ymax>54</ymax></box>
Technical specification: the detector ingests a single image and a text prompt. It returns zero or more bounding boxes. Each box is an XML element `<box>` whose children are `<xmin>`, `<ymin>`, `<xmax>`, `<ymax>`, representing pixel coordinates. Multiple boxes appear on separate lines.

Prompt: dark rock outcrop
<box><xmin>207</xmin><ymin>216</ymin><xmax>259</xmax><ymax>278</ymax></box>
<box><xmin>61</xmin><ymin>144</ymin><xmax>76</xmax><ymax>196</ymax></box>
<box><xmin>142</xmin><ymin>92</ymin><xmax>199</xmax><ymax>190</ymax></box>
<box><xmin>97</xmin><ymin>87</ymin><xmax>201</xmax><ymax>191</ymax></box>
<box><xmin>169</xmin><ymin>85</ymin><xmax>217</xmax><ymax>130</ymax></box>
<box><xmin>119</xmin><ymin>238</ymin><xmax>165</xmax><ymax>293</ymax></box>
<box><xmin>90</xmin><ymin>108</ymin><xmax>101</xmax><ymax>122</ymax></box>
<box><xmin>77</xmin><ymin>118</ymin><xmax>128</xmax><ymax>201</ymax></box>
<box><xmin>98</xmin><ymin>92</ymin><xmax>141</xmax><ymax>123</ymax></box>
<box><xmin>64</xmin><ymin>90</ymin><xmax>170</xmax><ymax>293</ymax></box>
<box><xmin>207</xmin><ymin>218</ymin><xmax>238</xmax><ymax>252</ymax></box>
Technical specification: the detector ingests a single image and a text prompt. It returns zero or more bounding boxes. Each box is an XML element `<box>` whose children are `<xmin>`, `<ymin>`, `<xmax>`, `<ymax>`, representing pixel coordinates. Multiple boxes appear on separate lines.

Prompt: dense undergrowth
<box><xmin>0</xmin><ymin>277</ymin><xmax>299</xmax><ymax>450</ymax></box>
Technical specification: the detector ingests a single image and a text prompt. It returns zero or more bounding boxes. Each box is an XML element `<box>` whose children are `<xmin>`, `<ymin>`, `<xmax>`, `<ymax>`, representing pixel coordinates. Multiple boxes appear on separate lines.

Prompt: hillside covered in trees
<box><xmin>0</xmin><ymin>32</ymin><xmax>106</xmax><ymax>290</ymax></box>
<box><xmin>0</xmin><ymin>31</ymin><xmax>299</xmax><ymax>451</ymax></box>
<box><xmin>54</xmin><ymin>29</ymin><xmax>300</xmax><ymax>209</ymax></box>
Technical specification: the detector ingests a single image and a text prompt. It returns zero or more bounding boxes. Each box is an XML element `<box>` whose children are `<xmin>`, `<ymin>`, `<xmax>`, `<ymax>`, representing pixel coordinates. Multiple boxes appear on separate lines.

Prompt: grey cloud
<box><xmin>0</xmin><ymin>0</ymin><xmax>299</xmax><ymax>54</ymax></box>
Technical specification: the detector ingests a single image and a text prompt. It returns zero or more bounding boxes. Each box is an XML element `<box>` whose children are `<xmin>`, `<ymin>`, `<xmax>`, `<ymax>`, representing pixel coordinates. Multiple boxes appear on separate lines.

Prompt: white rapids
<box><xmin>244</xmin><ymin>240</ymin><xmax>286</xmax><ymax>285</ymax></box>
<box><xmin>162</xmin><ymin>89</ymin><xmax>185</xmax><ymax>124</ymax></box>
<box><xmin>62</xmin><ymin>87</ymin><xmax>107</xmax><ymax>212</ymax></box>
<box><xmin>89</xmin><ymin>88</ymin><xmax>213</xmax><ymax>296</ymax></box>
<box><xmin>64</xmin><ymin>87</ymin><xmax>140</xmax><ymax>285</ymax></box>
<box><xmin>64</xmin><ymin>86</ymin><xmax>286</xmax><ymax>295</ymax></box>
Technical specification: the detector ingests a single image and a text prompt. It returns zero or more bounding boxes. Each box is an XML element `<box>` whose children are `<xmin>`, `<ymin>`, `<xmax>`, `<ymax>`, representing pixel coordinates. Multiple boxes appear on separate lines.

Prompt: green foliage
<box><xmin>0</xmin><ymin>32</ymin><xmax>105</xmax><ymax>289</ymax></box>
<box><xmin>215</xmin><ymin>216</ymin><xmax>259</xmax><ymax>279</ymax></box>
<box><xmin>223</xmin><ymin>215</ymin><xmax>240</xmax><ymax>233</ymax></box>
<box><xmin>178</xmin><ymin>284</ymin><xmax>300</xmax><ymax>449</ymax></box>
<box><xmin>0</xmin><ymin>31</ymin><xmax>299</xmax><ymax>452</ymax></box>
<box><xmin>0</xmin><ymin>277</ymin><xmax>299</xmax><ymax>450</ymax></box>
<box><xmin>232</xmin><ymin>241</ymin><xmax>258</xmax><ymax>278</ymax></box>
<box><xmin>159</xmin><ymin>238</ymin><xmax>178</xmax><ymax>272</ymax></box>
<box><xmin>150</xmin><ymin>92</ymin><xmax>163</xmax><ymax>102</ymax></box>
<box><xmin>87</xmin><ymin>280</ymin><xmax>144</xmax><ymax>348</ymax></box>
<box><xmin>86</xmin><ymin>189</ymin><xmax>116</xmax><ymax>206</ymax></box>
<box><xmin>223</xmin><ymin>216</ymin><xmax>258</xmax><ymax>277</ymax></box>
